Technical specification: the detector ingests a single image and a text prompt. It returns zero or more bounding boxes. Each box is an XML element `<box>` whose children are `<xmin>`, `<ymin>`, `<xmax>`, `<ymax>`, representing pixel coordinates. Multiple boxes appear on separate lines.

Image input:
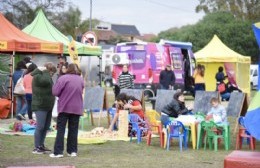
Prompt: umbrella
<box><xmin>244</xmin><ymin>91</ymin><xmax>260</xmax><ymax>140</ymax></box>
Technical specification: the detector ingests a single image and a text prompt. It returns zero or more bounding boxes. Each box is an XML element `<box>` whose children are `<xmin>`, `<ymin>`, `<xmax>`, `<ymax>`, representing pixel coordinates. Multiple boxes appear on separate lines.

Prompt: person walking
<box><xmin>31</xmin><ymin>62</ymin><xmax>57</xmax><ymax>154</ymax></box>
<box><xmin>23</xmin><ymin>63</ymin><xmax>37</xmax><ymax>122</ymax></box>
<box><xmin>50</xmin><ymin>63</ymin><xmax>84</xmax><ymax>158</ymax></box>
<box><xmin>13</xmin><ymin>61</ymin><xmax>27</xmax><ymax>120</ymax></box>
<box><xmin>159</xmin><ymin>64</ymin><xmax>176</xmax><ymax>90</ymax></box>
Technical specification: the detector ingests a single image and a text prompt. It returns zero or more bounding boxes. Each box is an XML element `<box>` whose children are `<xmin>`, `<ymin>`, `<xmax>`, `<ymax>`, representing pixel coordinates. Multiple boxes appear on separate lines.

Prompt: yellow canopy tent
<box><xmin>194</xmin><ymin>35</ymin><xmax>251</xmax><ymax>94</ymax></box>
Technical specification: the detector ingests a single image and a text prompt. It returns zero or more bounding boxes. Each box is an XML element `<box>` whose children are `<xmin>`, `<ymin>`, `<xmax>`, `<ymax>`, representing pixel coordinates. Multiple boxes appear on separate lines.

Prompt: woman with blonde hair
<box><xmin>193</xmin><ymin>64</ymin><xmax>205</xmax><ymax>95</ymax></box>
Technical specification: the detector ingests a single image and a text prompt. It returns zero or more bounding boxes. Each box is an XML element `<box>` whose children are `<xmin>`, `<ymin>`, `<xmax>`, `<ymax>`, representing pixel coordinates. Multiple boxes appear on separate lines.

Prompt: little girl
<box><xmin>206</xmin><ymin>97</ymin><xmax>227</xmax><ymax>123</ymax></box>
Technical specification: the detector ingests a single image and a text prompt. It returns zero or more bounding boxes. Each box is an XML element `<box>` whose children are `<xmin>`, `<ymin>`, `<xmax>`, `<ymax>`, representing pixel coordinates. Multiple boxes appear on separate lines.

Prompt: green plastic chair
<box><xmin>79</xmin><ymin>109</ymin><xmax>91</xmax><ymax>130</ymax></box>
<box><xmin>201</xmin><ymin>121</ymin><xmax>225</xmax><ymax>151</ymax></box>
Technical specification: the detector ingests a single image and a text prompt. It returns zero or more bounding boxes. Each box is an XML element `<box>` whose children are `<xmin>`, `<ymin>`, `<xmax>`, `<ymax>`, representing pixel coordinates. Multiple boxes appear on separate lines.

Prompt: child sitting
<box><xmin>206</xmin><ymin>97</ymin><xmax>227</xmax><ymax>123</ymax></box>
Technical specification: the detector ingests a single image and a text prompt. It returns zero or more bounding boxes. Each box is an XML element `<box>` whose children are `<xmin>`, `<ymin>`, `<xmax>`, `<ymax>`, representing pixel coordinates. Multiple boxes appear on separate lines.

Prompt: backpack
<box><xmin>217</xmin><ymin>83</ymin><xmax>226</xmax><ymax>93</ymax></box>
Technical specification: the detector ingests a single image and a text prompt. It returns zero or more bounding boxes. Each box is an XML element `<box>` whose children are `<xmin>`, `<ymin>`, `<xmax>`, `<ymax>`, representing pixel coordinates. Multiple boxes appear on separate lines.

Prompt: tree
<box><xmin>0</xmin><ymin>0</ymin><xmax>67</xmax><ymax>29</ymax></box>
<box><xmin>196</xmin><ymin>0</ymin><xmax>260</xmax><ymax>21</ymax></box>
<box><xmin>157</xmin><ymin>12</ymin><xmax>259</xmax><ymax>61</ymax></box>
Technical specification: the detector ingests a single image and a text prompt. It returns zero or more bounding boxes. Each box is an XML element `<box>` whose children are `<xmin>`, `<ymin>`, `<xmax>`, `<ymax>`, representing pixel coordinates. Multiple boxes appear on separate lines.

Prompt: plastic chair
<box><xmin>166</xmin><ymin>120</ymin><xmax>188</xmax><ymax>151</ymax></box>
<box><xmin>128</xmin><ymin>114</ymin><xmax>149</xmax><ymax>144</ymax></box>
<box><xmin>236</xmin><ymin>116</ymin><xmax>256</xmax><ymax>150</ymax></box>
<box><xmin>79</xmin><ymin>109</ymin><xmax>90</xmax><ymax>130</ymax></box>
<box><xmin>145</xmin><ymin>110</ymin><xmax>165</xmax><ymax>147</ymax></box>
<box><xmin>108</xmin><ymin>107</ymin><xmax>118</xmax><ymax>130</ymax></box>
<box><xmin>201</xmin><ymin>121</ymin><xmax>225</xmax><ymax>151</ymax></box>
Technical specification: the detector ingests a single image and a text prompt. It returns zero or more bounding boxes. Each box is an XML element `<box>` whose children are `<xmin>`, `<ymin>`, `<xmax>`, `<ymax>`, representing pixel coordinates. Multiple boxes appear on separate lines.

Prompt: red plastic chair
<box><xmin>145</xmin><ymin>110</ymin><xmax>165</xmax><ymax>148</ymax></box>
<box><xmin>236</xmin><ymin>116</ymin><xmax>256</xmax><ymax>150</ymax></box>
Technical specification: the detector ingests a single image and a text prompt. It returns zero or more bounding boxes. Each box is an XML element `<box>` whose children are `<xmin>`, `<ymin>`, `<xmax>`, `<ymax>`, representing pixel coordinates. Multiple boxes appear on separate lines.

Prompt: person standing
<box><xmin>50</xmin><ymin>64</ymin><xmax>84</xmax><ymax>158</ymax></box>
<box><xmin>159</xmin><ymin>64</ymin><xmax>176</xmax><ymax>90</ymax></box>
<box><xmin>31</xmin><ymin>62</ymin><xmax>57</xmax><ymax>154</ymax></box>
<box><xmin>13</xmin><ymin>61</ymin><xmax>27</xmax><ymax>120</ymax></box>
<box><xmin>23</xmin><ymin>63</ymin><xmax>37</xmax><ymax>122</ymax></box>
<box><xmin>116</xmin><ymin>64</ymin><xmax>134</xmax><ymax>96</ymax></box>
<box><xmin>193</xmin><ymin>64</ymin><xmax>205</xmax><ymax>94</ymax></box>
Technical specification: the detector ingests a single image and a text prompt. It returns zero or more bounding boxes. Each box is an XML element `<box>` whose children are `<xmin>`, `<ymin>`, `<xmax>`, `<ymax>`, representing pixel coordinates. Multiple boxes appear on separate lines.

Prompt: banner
<box><xmin>224</xmin><ymin>63</ymin><xmax>236</xmax><ymax>85</ymax></box>
<box><xmin>68</xmin><ymin>36</ymin><xmax>79</xmax><ymax>66</ymax></box>
<box><xmin>253</xmin><ymin>23</ymin><xmax>260</xmax><ymax>48</ymax></box>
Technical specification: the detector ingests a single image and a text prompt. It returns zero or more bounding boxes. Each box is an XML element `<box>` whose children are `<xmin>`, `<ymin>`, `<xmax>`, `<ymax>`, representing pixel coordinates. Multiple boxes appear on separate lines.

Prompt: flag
<box><xmin>252</xmin><ymin>23</ymin><xmax>260</xmax><ymax>48</ymax></box>
<box><xmin>68</xmin><ymin>36</ymin><xmax>79</xmax><ymax>66</ymax></box>
<box><xmin>244</xmin><ymin>91</ymin><xmax>260</xmax><ymax>140</ymax></box>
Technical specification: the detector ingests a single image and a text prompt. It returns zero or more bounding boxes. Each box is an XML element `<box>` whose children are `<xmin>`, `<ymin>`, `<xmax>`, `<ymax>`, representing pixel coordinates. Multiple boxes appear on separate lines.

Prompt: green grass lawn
<box><xmin>0</xmin><ymin>116</ymin><xmax>258</xmax><ymax>168</ymax></box>
<box><xmin>0</xmin><ymin>89</ymin><xmax>258</xmax><ymax>168</ymax></box>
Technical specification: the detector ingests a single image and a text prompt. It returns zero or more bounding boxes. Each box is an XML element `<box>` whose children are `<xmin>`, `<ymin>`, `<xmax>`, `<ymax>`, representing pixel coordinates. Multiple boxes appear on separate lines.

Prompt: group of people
<box><xmin>12</xmin><ymin>56</ymin><xmax>84</xmax><ymax>158</ymax></box>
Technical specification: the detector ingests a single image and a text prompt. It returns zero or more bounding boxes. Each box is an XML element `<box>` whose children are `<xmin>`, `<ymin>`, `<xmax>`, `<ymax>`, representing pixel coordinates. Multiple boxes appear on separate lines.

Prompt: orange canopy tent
<box><xmin>0</xmin><ymin>12</ymin><xmax>63</xmax><ymax>118</ymax></box>
<box><xmin>0</xmin><ymin>12</ymin><xmax>63</xmax><ymax>54</ymax></box>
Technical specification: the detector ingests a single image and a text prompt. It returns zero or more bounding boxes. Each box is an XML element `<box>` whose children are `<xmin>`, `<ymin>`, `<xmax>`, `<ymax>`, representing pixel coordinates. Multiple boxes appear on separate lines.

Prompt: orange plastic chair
<box><xmin>145</xmin><ymin>110</ymin><xmax>165</xmax><ymax>148</ymax></box>
<box><xmin>236</xmin><ymin>116</ymin><xmax>256</xmax><ymax>150</ymax></box>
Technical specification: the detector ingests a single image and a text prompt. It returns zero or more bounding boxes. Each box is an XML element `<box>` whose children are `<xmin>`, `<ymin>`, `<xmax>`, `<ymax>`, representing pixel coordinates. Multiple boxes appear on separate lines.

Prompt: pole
<box><xmin>87</xmin><ymin>0</ymin><xmax>93</xmax><ymax>84</ymax></box>
<box><xmin>89</xmin><ymin>0</ymin><xmax>92</xmax><ymax>31</ymax></box>
<box><xmin>11</xmin><ymin>51</ymin><xmax>15</xmax><ymax>118</ymax></box>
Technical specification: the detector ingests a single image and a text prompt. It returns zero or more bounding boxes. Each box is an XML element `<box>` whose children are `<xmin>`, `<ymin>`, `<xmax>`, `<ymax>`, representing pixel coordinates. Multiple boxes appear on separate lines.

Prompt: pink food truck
<box><xmin>111</xmin><ymin>40</ymin><xmax>196</xmax><ymax>99</ymax></box>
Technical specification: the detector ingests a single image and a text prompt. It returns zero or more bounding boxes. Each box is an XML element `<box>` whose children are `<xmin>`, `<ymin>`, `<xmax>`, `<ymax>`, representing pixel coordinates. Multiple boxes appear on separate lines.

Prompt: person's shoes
<box><xmin>49</xmin><ymin>153</ymin><xmax>64</xmax><ymax>158</ymax></box>
<box><xmin>41</xmin><ymin>145</ymin><xmax>51</xmax><ymax>152</ymax></box>
<box><xmin>32</xmin><ymin>147</ymin><xmax>45</xmax><ymax>154</ymax></box>
<box><xmin>17</xmin><ymin>114</ymin><xmax>26</xmax><ymax>120</ymax></box>
<box><xmin>67</xmin><ymin>152</ymin><xmax>77</xmax><ymax>157</ymax></box>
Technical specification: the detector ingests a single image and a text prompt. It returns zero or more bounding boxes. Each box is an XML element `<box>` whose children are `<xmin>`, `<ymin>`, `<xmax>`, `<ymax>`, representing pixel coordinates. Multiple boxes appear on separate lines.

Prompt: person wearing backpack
<box><xmin>12</xmin><ymin>61</ymin><xmax>27</xmax><ymax>120</ymax></box>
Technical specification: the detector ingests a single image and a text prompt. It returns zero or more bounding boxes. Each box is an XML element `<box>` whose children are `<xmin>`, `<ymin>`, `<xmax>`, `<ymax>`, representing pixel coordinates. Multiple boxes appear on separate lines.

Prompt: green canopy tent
<box><xmin>23</xmin><ymin>9</ymin><xmax>103</xmax><ymax>85</ymax></box>
<box><xmin>23</xmin><ymin>9</ymin><xmax>102</xmax><ymax>56</ymax></box>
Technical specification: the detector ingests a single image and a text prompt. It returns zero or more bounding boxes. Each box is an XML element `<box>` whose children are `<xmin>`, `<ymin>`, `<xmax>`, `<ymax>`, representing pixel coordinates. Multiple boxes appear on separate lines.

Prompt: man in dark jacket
<box><xmin>160</xmin><ymin>91</ymin><xmax>192</xmax><ymax>127</ymax></box>
<box><xmin>159</xmin><ymin>64</ymin><xmax>176</xmax><ymax>90</ymax></box>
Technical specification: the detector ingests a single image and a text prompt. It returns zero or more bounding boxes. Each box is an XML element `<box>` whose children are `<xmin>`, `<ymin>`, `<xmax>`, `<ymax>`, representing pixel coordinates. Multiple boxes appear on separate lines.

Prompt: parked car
<box><xmin>250</xmin><ymin>64</ymin><xmax>258</xmax><ymax>89</ymax></box>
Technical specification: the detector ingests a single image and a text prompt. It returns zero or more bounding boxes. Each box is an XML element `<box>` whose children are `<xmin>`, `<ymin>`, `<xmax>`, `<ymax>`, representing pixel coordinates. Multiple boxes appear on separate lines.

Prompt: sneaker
<box><xmin>32</xmin><ymin>147</ymin><xmax>45</xmax><ymax>154</ymax></box>
<box><xmin>67</xmin><ymin>152</ymin><xmax>77</xmax><ymax>157</ymax></box>
<box><xmin>18</xmin><ymin>114</ymin><xmax>26</xmax><ymax>120</ymax></box>
<box><xmin>41</xmin><ymin>145</ymin><xmax>51</xmax><ymax>152</ymax></box>
<box><xmin>49</xmin><ymin>153</ymin><xmax>64</xmax><ymax>158</ymax></box>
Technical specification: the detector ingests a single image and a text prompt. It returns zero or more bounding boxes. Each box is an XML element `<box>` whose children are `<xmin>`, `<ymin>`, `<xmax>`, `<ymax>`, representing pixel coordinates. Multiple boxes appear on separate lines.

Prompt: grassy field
<box><xmin>0</xmin><ymin>89</ymin><xmax>258</xmax><ymax>168</ymax></box>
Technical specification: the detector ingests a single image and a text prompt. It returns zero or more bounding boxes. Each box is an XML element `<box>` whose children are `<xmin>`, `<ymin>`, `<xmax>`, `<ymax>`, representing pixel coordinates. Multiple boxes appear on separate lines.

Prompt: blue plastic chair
<box><xmin>128</xmin><ymin>114</ymin><xmax>149</xmax><ymax>144</ymax></box>
<box><xmin>166</xmin><ymin>120</ymin><xmax>188</xmax><ymax>151</ymax></box>
<box><xmin>108</xmin><ymin>107</ymin><xmax>117</xmax><ymax>130</ymax></box>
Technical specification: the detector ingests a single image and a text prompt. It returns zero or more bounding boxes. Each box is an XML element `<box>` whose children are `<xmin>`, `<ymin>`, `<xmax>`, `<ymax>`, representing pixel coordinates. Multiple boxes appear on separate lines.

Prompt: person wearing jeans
<box><xmin>13</xmin><ymin>61</ymin><xmax>27</xmax><ymax>120</ymax></box>
<box><xmin>50</xmin><ymin>63</ymin><xmax>84</xmax><ymax>158</ymax></box>
<box><xmin>31</xmin><ymin>62</ymin><xmax>57</xmax><ymax>154</ymax></box>
<box><xmin>23</xmin><ymin>63</ymin><xmax>37</xmax><ymax>121</ymax></box>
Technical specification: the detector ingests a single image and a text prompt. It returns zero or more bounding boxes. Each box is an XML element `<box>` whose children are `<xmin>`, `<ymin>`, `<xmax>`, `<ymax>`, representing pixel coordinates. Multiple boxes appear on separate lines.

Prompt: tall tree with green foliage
<box><xmin>0</xmin><ymin>0</ymin><xmax>67</xmax><ymax>29</ymax></box>
<box><xmin>196</xmin><ymin>0</ymin><xmax>260</xmax><ymax>21</ymax></box>
<box><xmin>157</xmin><ymin>12</ymin><xmax>258</xmax><ymax>62</ymax></box>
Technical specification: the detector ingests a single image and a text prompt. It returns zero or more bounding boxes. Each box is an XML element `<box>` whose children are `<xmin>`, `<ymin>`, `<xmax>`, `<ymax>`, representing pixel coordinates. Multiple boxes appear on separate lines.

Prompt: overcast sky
<box><xmin>73</xmin><ymin>0</ymin><xmax>205</xmax><ymax>34</ymax></box>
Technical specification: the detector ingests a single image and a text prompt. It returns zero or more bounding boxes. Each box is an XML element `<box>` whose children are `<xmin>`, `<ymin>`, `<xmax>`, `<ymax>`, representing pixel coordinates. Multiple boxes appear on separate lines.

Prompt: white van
<box><xmin>250</xmin><ymin>65</ymin><xmax>258</xmax><ymax>89</ymax></box>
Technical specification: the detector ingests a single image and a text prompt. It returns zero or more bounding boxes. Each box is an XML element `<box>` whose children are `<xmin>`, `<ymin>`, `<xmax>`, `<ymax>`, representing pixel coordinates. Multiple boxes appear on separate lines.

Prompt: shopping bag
<box><xmin>14</xmin><ymin>77</ymin><xmax>25</xmax><ymax>95</ymax></box>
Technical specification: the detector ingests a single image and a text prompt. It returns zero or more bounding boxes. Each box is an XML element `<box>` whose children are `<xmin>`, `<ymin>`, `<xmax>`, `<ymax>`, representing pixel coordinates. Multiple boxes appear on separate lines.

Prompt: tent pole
<box><xmin>11</xmin><ymin>51</ymin><xmax>15</xmax><ymax>118</ymax></box>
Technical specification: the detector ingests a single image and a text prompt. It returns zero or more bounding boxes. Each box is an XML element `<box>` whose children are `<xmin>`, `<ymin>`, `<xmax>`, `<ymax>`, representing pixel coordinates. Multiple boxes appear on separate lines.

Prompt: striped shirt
<box><xmin>118</xmin><ymin>72</ymin><xmax>134</xmax><ymax>89</ymax></box>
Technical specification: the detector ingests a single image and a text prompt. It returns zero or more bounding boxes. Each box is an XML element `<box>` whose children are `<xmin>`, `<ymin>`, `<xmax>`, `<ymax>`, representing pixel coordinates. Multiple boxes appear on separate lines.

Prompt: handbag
<box><xmin>14</xmin><ymin>77</ymin><xmax>25</xmax><ymax>95</ymax></box>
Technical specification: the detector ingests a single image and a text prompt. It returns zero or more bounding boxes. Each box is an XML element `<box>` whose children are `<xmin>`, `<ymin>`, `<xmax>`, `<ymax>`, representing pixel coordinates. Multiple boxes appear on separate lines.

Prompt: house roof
<box><xmin>111</xmin><ymin>24</ymin><xmax>140</xmax><ymax>36</ymax></box>
<box><xmin>97</xmin><ymin>30</ymin><xmax>115</xmax><ymax>41</ymax></box>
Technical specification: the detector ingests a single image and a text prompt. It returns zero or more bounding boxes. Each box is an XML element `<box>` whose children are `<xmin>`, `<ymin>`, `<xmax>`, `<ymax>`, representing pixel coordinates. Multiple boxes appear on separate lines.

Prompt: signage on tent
<box><xmin>81</xmin><ymin>31</ymin><xmax>98</xmax><ymax>46</ymax></box>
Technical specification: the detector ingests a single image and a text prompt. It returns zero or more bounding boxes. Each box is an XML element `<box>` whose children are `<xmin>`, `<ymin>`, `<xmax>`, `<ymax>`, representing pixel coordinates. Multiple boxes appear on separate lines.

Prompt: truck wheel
<box><xmin>143</xmin><ymin>89</ymin><xmax>155</xmax><ymax>102</ymax></box>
